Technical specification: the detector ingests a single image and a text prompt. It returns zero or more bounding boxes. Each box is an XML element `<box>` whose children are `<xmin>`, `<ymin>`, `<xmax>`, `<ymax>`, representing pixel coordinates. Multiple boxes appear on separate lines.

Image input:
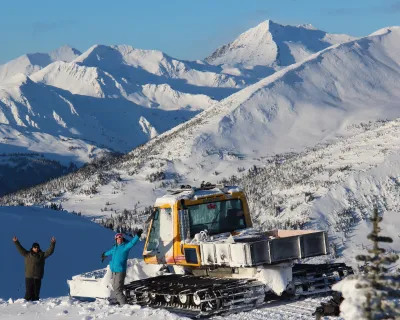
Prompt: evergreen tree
<box><xmin>355</xmin><ymin>208</ymin><xmax>400</xmax><ymax>319</ymax></box>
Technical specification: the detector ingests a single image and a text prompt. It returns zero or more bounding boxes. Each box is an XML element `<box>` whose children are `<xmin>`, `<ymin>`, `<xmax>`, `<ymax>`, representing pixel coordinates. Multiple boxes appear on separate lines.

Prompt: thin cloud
<box><xmin>252</xmin><ymin>9</ymin><xmax>270</xmax><ymax>19</ymax></box>
<box><xmin>324</xmin><ymin>7</ymin><xmax>359</xmax><ymax>16</ymax></box>
<box><xmin>325</xmin><ymin>1</ymin><xmax>400</xmax><ymax>15</ymax></box>
<box><xmin>382</xmin><ymin>1</ymin><xmax>400</xmax><ymax>12</ymax></box>
<box><xmin>32</xmin><ymin>20</ymin><xmax>76</xmax><ymax>35</ymax></box>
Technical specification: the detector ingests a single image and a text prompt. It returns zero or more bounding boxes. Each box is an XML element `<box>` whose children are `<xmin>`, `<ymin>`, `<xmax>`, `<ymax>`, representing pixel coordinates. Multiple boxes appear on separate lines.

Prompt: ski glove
<box><xmin>136</xmin><ymin>229</ymin><xmax>143</xmax><ymax>238</ymax></box>
<box><xmin>101</xmin><ymin>252</ymin><xmax>106</xmax><ymax>263</ymax></box>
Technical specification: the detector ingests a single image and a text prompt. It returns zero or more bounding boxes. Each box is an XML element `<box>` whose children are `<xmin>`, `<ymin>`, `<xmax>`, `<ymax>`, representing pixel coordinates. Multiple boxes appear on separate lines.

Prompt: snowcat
<box><xmin>121</xmin><ymin>183</ymin><xmax>353</xmax><ymax>316</ymax></box>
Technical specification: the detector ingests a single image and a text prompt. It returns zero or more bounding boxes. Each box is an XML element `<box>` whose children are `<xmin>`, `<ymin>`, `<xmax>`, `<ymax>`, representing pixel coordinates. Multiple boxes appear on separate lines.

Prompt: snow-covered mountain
<box><xmin>0</xmin><ymin>73</ymin><xmax>200</xmax><ymax>154</ymax></box>
<box><xmin>2</xmin><ymin>24</ymin><xmax>400</xmax><ymax>220</ymax></box>
<box><xmin>0</xmin><ymin>44</ymin><xmax>241</xmax><ymax>194</ymax></box>
<box><xmin>206</xmin><ymin>20</ymin><xmax>355</xmax><ymax>69</ymax></box>
<box><xmin>0</xmin><ymin>45</ymin><xmax>81</xmax><ymax>83</ymax></box>
<box><xmin>2</xmin><ymin>27</ymin><xmax>400</xmax><ymax>243</ymax></box>
<box><xmin>31</xmin><ymin>44</ymin><xmax>245</xmax><ymax>107</ymax></box>
<box><xmin>0</xmin><ymin>44</ymin><xmax>254</xmax><ymax>158</ymax></box>
<box><xmin>170</xmin><ymin>26</ymin><xmax>400</xmax><ymax>160</ymax></box>
<box><xmin>0</xmin><ymin>21</ymin><xmax>358</xmax><ymax>172</ymax></box>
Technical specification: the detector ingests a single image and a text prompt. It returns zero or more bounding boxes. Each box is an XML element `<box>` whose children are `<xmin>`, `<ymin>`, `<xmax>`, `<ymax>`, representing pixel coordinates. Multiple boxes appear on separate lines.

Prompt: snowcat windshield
<box><xmin>146</xmin><ymin>208</ymin><xmax>160</xmax><ymax>251</ymax></box>
<box><xmin>187</xmin><ymin>199</ymin><xmax>245</xmax><ymax>236</ymax></box>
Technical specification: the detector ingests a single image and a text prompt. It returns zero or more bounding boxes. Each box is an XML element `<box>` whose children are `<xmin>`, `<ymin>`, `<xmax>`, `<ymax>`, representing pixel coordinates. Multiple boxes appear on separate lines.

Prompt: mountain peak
<box><xmin>49</xmin><ymin>45</ymin><xmax>81</xmax><ymax>62</ymax></box>
<box><xmin>241</xmin><ymin>20</ymin><xmax>279</xmax><ymax>38</ymax></box>
<box><xmin>369</xmin><ymin>26</ymin><xmax>400</xmax><ymax>37</ymax></box>
<box><xmin>0</xmin><ymin>45</ymin><xmax>82</xmax><ymax>83</ymax></box>
<box><xmin>297</xmin><ymin>23</ymin><xmax>317</xmax><ymax>30</ymax></box>
<box><xmin>205</xmin><ymin>20</ymin><xmax>354</xmax><ymax>68</ymax></box>
<box><xmin>252</xmin><ymin>19</ymin><xmax>272</xmax><ymax>30</ymax></box>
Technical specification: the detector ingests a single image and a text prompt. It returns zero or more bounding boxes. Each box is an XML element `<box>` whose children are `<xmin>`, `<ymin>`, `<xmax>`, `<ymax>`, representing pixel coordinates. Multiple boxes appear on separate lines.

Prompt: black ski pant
<box><xmin>25</xmin><ymin>278</ymin><xmax>42</xmax><ymax>301</ymax></box>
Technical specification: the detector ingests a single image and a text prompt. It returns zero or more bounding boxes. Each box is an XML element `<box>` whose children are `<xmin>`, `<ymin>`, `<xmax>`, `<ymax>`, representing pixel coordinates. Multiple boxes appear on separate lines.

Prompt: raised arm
<box><xmin>13</xmin><ymin>237</ymin><xmax>29</xmax><ymax>257</ymax></box>
<box><xmin>123</xmin><ymin>235</ymin><xmax>140</xmax><ymax>251</ymax></box>
<box><xmin>44</xmin><ymin>237</ymin><xmax>56</xmax><ymax>258</ymax></box>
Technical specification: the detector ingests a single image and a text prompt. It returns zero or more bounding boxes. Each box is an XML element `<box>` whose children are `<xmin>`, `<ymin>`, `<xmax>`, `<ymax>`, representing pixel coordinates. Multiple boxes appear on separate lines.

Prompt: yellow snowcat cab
<box><xmin>143</xmin><ymin>184</ymin><xmax>252</xmax><ymax>267</ymax></box>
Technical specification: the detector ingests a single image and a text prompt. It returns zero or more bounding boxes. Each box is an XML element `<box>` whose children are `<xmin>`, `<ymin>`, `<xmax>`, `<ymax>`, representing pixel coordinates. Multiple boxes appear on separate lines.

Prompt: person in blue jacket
<box><xmin>101</xmin><ymin>230</ymin><xmax>143</xmax><ymax>305</ymax></box>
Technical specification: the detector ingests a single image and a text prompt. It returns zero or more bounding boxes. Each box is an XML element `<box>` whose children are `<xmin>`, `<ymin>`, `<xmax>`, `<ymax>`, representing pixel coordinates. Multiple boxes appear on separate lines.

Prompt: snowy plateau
<box><xmin>0</xmin><ymin>20</ymin><xmax>400</xmax><ymax>320</ymax></box>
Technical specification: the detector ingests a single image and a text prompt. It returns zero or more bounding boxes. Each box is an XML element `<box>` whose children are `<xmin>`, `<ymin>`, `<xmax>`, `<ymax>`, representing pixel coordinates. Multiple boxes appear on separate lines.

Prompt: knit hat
<box><xmin>32</xmin><ymin>242</ymin><xmax>40</xmax><ymax>249</ymax></box>
<box><xmin>114</xmin><ymin>233</ymin><xmax>123</xmax><ymax>240</ymax></box>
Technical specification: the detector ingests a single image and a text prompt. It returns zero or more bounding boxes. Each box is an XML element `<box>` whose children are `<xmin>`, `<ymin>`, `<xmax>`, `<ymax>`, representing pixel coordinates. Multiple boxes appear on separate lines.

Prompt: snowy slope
<box><xmin>0</xmin><ymin>74</ymin><xmax>198</xmax><ymax>153</ymax></box>
<box><xmin>206</xmin><ymin>20</ymin><xmax>355</xmax><ymax>68</ymax></box>
<box><xmin>0</xmin><ymin>46</ymin><xmax>81</xmax><ymax>84</ymax></box>
<box><xmin>150</xmin><ymin>26</ymin><xmax>400</xmax><ymax>161</ymax></box>
<box><xmin>0</xmin><ymin>295</ymin><xmax>335</xmax><ymax>319</ymax></box>
<box><xmin>0</xmin><ymin>206</ymin><xmax>144</xmax><ymax>300</ymax></box>
<box><xmin>0</xmin><ymin>124</ymin><xmax>109</xmax><ymax>165</ymax></box>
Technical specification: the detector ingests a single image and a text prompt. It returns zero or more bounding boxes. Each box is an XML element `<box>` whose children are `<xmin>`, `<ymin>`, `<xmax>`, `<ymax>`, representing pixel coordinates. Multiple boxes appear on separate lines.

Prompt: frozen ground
<box><xmin>0</xmin><ymin>296</ymin><xmax>338</xmax><ymax>320</ymax></box>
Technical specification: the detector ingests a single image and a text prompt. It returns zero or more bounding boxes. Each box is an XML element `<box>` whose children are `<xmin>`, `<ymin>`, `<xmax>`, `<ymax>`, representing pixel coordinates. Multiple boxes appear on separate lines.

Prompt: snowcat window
<box><xmin>147</xmin><ymin>208</ymin><xmax>161</xmax><ymax>251</ymax></box>
<box><xmin>187</xmin><ymin>199</ymin><xmax>245</xmax><ymax>237</ymax></box>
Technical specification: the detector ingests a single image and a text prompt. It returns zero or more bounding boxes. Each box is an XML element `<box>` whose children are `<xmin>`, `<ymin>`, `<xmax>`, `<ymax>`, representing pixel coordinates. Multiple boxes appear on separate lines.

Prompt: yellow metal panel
<box><xmin>173</xmin><ymin>201</ymin><xmax>182</xmax><ymax>265</ymax></box>
<box><xmin>144</xmin><ymin>255</ymin><xmax>158</xmax><ymax>264</ymax></box>
<box><xmin>236</xmin><ymin>192</ymin><xmax>253</xmax><ymax>228</ymax></box>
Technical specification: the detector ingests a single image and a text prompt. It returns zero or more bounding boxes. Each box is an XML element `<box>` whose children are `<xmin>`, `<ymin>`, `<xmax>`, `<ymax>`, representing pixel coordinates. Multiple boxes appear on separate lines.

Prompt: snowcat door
<box><xmin>143</xmin><ymin>206</ymin><xmax>174</xmax><ymax>264</ymax></box>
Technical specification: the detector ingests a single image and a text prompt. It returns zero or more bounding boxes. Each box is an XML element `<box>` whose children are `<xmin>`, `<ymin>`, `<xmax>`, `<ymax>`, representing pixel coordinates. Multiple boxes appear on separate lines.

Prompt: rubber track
<box><xmin>124</xmin><ymin>274</ymin><xmax>265</xmax><ymax>317</ymax></box>
<box><xmin>123</xmin><ymin>263</ymin><xmax>353</xmax><ymax>318</ymax></box>
<box><xmin>292</xmin><ymin>263</ymin><xmax>353</xmax><ymax>296</ymax></box>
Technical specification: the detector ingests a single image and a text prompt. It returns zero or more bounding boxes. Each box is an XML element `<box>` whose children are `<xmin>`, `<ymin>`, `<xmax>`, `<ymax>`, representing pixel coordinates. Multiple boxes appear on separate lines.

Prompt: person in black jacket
<box><xmin>13</xmin><ymin>236</ymin><xmax>56</xmax><ymax>301</ymax></box>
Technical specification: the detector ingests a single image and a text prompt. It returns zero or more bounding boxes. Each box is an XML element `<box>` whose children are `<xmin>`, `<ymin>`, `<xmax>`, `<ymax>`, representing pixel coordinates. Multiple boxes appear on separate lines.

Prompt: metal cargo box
<box><xmin>198</xmin><ymin>230</ymin><xmax>328</xmax><ymax>267</ymax></box>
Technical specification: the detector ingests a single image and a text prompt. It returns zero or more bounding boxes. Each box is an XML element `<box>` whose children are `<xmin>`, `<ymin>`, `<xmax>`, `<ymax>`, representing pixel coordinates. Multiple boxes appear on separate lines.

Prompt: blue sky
<box><xmin>0</xmin><ymin>0</ymin><xmax>399</xmax><ymax>64</ymax></box>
